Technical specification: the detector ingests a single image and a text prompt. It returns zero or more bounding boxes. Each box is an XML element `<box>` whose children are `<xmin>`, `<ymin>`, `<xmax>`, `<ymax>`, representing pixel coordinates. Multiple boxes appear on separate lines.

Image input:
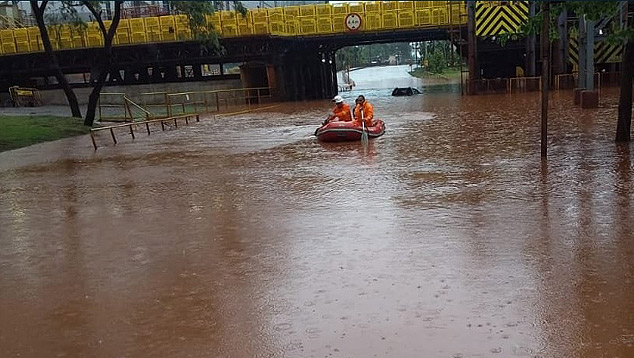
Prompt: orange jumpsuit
<box><xmin>331</xmin><ymin>103</ymin><xmax>352</xmax><ymax>122</ymax></box>
<box><xmin>353</xmin><ymin>101</ymin><xmax>374</xmax><ymax>127</ymax></box>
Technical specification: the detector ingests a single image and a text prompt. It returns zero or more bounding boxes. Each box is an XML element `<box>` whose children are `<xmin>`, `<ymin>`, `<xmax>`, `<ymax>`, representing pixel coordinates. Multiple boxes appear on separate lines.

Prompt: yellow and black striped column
<box><xmin>569</xmin><ymin>38</ymin><xmax>623</xmax><ymax>67</ymax></box>
<box><xmin>476</xmin><ymin>1</ymin><xmax>529</xmax><ymax>37</ymax></box>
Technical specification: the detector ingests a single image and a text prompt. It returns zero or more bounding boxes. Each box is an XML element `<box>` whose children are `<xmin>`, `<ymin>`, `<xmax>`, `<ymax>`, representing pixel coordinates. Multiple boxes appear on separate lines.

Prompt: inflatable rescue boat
<box><xmin>314</xmin><ymin>120</ymin><xmax>385</xmax><ymax>142</ymax></box>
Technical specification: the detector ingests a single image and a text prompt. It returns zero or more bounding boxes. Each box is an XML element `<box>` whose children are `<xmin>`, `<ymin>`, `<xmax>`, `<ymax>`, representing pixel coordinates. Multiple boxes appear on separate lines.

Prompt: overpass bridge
<box><xmin>0</xmin><ymin>1</ymin><xmax>473</xmax><ymax>101</ymax></box>
<box><xmin>0</xmin><ymin>1</ymin><xmax>540</xmax><ymax>101</ymax></box>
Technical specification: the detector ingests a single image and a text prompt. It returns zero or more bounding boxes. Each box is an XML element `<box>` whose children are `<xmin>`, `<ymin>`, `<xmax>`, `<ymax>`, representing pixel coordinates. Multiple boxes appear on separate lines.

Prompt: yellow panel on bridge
<box><xmin>0</xmin><ymin>1</ymin><xmax>467</xmax><ymax>56</ymax></box>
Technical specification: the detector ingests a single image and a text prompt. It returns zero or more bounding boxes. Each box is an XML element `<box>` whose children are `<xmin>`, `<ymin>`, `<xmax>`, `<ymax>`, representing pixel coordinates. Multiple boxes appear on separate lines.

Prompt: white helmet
<box><xmin>333</xmin><ymin>95</ymin><xmax>344</xmax><ymax>104</ymax></box>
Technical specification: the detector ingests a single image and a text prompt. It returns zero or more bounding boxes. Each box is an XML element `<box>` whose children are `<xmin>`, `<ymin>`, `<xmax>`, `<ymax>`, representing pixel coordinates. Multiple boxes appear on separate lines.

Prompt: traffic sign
<box><xmin>345</xmin><ymin>13</ymin><xmax>362</xmax><ymax>31</ymax></box>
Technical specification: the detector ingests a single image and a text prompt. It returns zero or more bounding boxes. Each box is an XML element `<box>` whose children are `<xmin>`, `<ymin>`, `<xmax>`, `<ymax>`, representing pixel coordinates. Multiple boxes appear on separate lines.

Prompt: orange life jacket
<box><xmin>333</xmin><ymin>103</ymin><xmax>352</xmax><ymax>122</ymax></box>
<box><xmin>353</xmin><ymin>101</ymin><xmax>374</xmax><ymax>127</ymax></box>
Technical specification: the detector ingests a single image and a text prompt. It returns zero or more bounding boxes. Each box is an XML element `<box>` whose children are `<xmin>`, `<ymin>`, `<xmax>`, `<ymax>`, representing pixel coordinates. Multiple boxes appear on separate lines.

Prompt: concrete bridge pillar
<box><xmin>575</xmin><ymin>16</ymin><xmax>599</xmax><ymax>108</ymax></box>
<box><xmin>467</xmin><ymin>1</ymin><xmax>480</xmax><ymax>94</ymax></box>
<box><xmin>274</xmin><ymin>45</ymin><xmax>338</xmax><ymax>102</ymax></box>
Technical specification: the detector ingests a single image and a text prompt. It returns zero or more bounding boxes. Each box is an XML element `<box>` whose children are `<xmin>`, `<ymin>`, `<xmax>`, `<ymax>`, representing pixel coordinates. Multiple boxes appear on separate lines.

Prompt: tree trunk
<box><xmin>541</xmin><ymin>1</ymin><xmax>550</xmax><ymax>158</ymax></box>
<box><xmin>83</xmin><ymin>0</ymin><xmax>123</xmax><ymax>126</ymax></box>
<box><xmin>616</xmin><ymin>38</ymin><xmax>633</xmax><ymax>142</ymax></box>
<box><xmin>84</xmin><ymin>63</ymin><xmax>110</xmax><ymax>126</ymax></box>
<box><xmin>30</xmin><ymin>1</ymin><xmax>82</xmax><ymax>118</ymax></box>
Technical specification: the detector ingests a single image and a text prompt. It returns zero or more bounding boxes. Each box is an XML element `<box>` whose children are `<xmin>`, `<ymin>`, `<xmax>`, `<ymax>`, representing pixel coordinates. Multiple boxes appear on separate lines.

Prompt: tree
<box><xmin>30</xmin><ymin>1</ymin><xmax>123</xmax><ymax>125</ymax></box>
<box><xmin>82</xmin><ymin>0</ymin><xmax>244</xmax><ymax>125</ymax></box>
<box><xmin>416</xmin><ymin>41</ymin><xmax>455</xmax><ymax>74</ymax></box>
<box><xmin>30</xmin><ymin>1</ymin><xmax>82</xmax><ymax>118</ymax></box>
<box><xmin>83</xmin><ymin>1</ymin><xmax>243</xmax><ymax>125</ymax></box>
<box><xmin>170</xmin><ymin>1</ymin><xmax>247</xmax><ymax>54</ymax></box>
<box><xmin>339</xmin><ymin>46</ymin><xmax>363</xmax><ymax>67</ymax></box>
<box><xmin>335</xmin><ymin>43</ymin><xmax>414</xmax><ymax>69</ymax></box>
<box><xmin>428</xmin><ymin>48</ymin><xmax>446</xmax><ymax>74</ymax></box>
<box><xmin>30</xmin><ymin>1</ymin><xmax>240</xmax><ymax>126</ymax></box>
<box><xmin>82</xmin><ymin>1</ymin><xmax>123</xmax><ymax>126</ymax></box>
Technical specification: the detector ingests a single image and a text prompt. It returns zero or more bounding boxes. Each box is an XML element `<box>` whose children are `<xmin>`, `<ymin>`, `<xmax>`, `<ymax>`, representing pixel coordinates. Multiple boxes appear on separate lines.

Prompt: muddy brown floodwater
<box><xmin>1</xmin><ymin>65</ymin><xmax>633</xmax><ymax>358</ymax></box>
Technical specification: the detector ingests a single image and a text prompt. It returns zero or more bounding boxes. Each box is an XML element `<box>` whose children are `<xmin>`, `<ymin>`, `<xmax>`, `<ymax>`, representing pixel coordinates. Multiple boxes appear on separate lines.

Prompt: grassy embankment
<box><xmin>0</xmin><ymin>116</ymin><xmax>90</xmax><ymax>152</ymax></box>
<box><xmin>408</xmin><ymin>67</ymin><xmax>463</xmax><ymax>82</ymax></box>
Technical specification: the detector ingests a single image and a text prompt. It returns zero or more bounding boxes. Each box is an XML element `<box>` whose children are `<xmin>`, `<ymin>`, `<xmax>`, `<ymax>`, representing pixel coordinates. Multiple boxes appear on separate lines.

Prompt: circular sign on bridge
<box><xmin>345</xmin><ymin>13</ymin><xmax>362</xmax><ymax>31</ymax></box>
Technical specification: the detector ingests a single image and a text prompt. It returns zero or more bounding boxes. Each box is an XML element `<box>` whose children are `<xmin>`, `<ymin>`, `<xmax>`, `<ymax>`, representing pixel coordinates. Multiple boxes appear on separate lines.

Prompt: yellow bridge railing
<box><xmin>0</xmin><ymin>1</ymin><xmax>466</xmax><ymax>56</ymax></box>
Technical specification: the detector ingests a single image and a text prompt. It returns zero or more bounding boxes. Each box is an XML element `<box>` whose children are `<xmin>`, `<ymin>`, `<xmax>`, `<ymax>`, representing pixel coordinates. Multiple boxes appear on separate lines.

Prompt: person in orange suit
<box><xmin>353</xmin><ymin>95</ymin><xmax>374</xmax><ymax>127</ymax></box>
<box><xmin>324</xmin><ymin>95</ymin><xmax>352</xmax><ymax>124</ymax></box>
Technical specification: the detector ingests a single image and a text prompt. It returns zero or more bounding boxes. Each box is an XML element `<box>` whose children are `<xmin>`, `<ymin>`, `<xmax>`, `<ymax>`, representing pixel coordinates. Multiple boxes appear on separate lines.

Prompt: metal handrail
<box><xmin>143</xmin><ymin>86</ymin><xmax>274</xmax><ymax>117</ymax></box>
<box><xmin>124</xmin><ymin>95</ymin><xmax>151</xmax><ymax>119</ymax></box>
<box><xmin>98</xmin><ymin>92</ymin><xmax>151</xmax><ymax>122</ymax></box>
<box><xmin>90</xmin><ymin>113</ymin><xmax>200</xmax><ymax>150</ymax></box>
<box><xmin>99</xmin><ymin>86</ymin><xmax>274</xmax><ymax>121</ymax></box>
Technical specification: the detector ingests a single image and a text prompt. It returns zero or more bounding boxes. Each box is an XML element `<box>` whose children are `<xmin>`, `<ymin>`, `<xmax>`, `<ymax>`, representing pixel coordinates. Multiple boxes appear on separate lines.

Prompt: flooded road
<box><xmin>347</xmin><ymin>64</ymin><xmax>427</xmax><ymax>90</ymax></box>
<box><xmin>345</xmin><ymin>64</ymin><xmax>459</xmax><ymax>94</ymax></box>
<box><xmin>1</xmin><ymin>65</ymin><xmax>633</xmax><ymax>358</ymax></box>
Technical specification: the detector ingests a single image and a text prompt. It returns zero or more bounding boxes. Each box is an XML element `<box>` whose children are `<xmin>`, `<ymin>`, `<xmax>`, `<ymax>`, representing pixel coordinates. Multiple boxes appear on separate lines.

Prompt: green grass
<box><xmin>0</xmin><ymin>115</ymin><xmax>90</xmax><ymax>152</ymax></box>
<box><xmin>409</xmin><ymin>67</ymin><xmax>463</xmax><ymax>81</ymax></box>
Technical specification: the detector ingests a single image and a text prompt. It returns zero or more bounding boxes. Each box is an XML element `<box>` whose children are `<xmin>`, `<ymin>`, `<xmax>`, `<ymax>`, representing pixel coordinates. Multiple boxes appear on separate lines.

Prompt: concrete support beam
<box><xmin>585</xmin><ymin>20</ymin><xmax>595</xmax><ymax>91</ymax></box>
<box><xmin>581</xmin><ymin>90</ymin><xmax>599</xmax><ymax>108</ymax></box>
<box><xmin>467</xmin><ymin>1</ymin><xmax>479</xmax><ymax>94</ymax></box>
<box><xmin>574</xmin><ymin>88</ymin><xmax>584</xmax><ymax>105</ymax></box>
<box><xmin>578</xmin><ymin>16</ymin><xmax>587</xmax><ymax>89</ymax></box>
<box><xmin>575</xmin><ymin>16</ymin><xmax>598</xmax><ymax>107</ymax></box>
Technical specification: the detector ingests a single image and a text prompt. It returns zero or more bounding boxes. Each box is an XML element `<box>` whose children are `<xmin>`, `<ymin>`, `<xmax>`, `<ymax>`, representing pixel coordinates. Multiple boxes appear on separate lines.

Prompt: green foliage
<box><xmin>43</xmin><ymin>2</ymin><xmax>82</xmax><ymax>25</ymax></box>
<box><xmin>607</xmin><ymin>26</ymin><xmax>634</xmax><ymax>45</ymax></box>
<box><xmin>566</xmin><ymin>1</ymin><xmax>619</xmax><ymax>22</ymax></box>
<box><xmin>170</xmin><ymin>1</ymin><xmax>219</xmax><ymax>50</ymax></box>
<box><xmin>409</xmin><ymin>66</ymin><xmax>461</xmax><ymax>80</ymax></box>
<box><xmin>37</xmin><ymin>1</ymin><xmax>246</xmax><ymax>52</ymax></box>
<box><xmin>427</xmin><ymin>48</ymin><xmax>446</xmax><ymax>74</ymax></box>
<box><xmin>497</xmin><ymin>1</ymin><xmax>631</xmax><ymax>46</ymax></box>
<box><xmin>43</xmin><ymin>2</ymin><xmax>87</xmax><ymax>48</ymax></box>
<box><xmin>416</xmin><ymin>41</ymin><xmax>457</xmax><ymax>70</ymax></box>
<box><xmin>169</xmin><ymin>1</ymin><xmax>246</xmax><ymax>53</ymax></box>
<box><xmin>335</xmin><ymin>43</ymin><xmax>413</xmax><ymax>68</ymax></box>
<box><xmin>232</xmin><ymin>1</ymin><xmax>248</xmax><ymax>16</ymax></box>
<box><xmin>336</xmin><ymin>46</ymin><xmax>361</xmax><ymax>68</ymax></box>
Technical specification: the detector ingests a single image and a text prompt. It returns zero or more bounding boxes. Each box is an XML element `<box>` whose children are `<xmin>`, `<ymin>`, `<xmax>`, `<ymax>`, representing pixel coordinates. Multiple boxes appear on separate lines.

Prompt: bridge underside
<box><xmin>0</xmin><ymin>26</ymin><xmax>462</xmax><ymax>102</ymax></box>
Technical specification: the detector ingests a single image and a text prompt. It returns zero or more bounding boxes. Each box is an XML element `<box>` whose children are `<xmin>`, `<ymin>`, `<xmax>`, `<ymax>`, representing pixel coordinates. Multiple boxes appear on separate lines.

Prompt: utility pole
<box><xmin>467</xmin><ymin>1</ymin><xmax>478</xmax><ymax>94</ymax></box>
<box><xmin>577</xmin><ymin>15</ymin><xmax>599</xmax><ymax>108</ymax></box>
<box><xmin>578</xmin><ymin>16</ymin><xmax>587</xmax><ymax>89</ymax></box>
<box><xmin>527</xmin><ymin>1</ymin><xmax>536</xmax><ymax>76</ymax></box>
<box><xmin>541</xmin><ymin>1</ymin><xmax>550</xmax><ymax>158</ymax></box>
<box><xmin>581</xmin><ymin>18</ymin><xmax>599</xmax><ymax>108</ymax></box>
